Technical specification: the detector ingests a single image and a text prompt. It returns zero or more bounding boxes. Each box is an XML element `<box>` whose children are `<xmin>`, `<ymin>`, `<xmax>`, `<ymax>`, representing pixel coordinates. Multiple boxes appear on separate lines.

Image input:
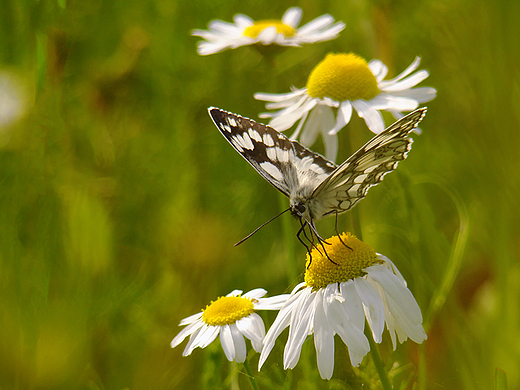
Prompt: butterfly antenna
<box><xmin>234</xmin><ymin>208</ymin><xmax>291</xmax><ymax>246</ymax></box>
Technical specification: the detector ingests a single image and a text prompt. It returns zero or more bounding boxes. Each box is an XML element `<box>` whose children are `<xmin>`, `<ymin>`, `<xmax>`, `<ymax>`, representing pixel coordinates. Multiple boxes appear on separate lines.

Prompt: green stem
<box><xmin>243</xmin><ymin>358</ymin><xmax>259</xmax><ymax>390</ymax></box>
<box><xmin>366</xmin><ymin>327</ymin><xmax>393</xmax><ymax>390</ymax></box>
<box><xmin>351</xmin><ymin>205</ymin><xmax>364</xmax><ymax>241</ymax></box>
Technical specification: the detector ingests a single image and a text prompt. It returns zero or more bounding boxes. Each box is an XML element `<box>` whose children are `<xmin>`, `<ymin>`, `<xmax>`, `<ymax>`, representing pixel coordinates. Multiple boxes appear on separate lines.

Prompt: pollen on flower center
<box><xmin>304</xmin><ymin>233</ymin><xmax>382</xmax><ymax>289</ymax></box>
<box><xmin>306</xmin><ymin>53</ymin><xmax>380</xmax><ymax>102</ymax></box>
<box><xmin>243</xmin><ymin>20</ymin><xmax>295</xmax><ymax>38</ymax></box>
<box><xmin>202</xmin><ymin>295</ymin><xmax>255</xmax><ymax>326</ymax></box>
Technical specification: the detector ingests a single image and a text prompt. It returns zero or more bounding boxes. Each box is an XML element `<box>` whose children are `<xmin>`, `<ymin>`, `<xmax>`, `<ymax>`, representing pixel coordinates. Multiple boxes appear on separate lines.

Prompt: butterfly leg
<box><xmin>296</xmin><ymin>221</ymin><xmax>313</xmax><ymax>262</ymax></box>
<box><xmin>334</xmin><ymin>211</ymin><xmax>352</xmax><ymax>250</ymax></box>
<box><xmin>297</xmin><ymin>219</ymin><xmax>337</xmax><ymax>266</ymax></box>
<box><xmin>305</xmin><ymin>221</ymin><xmax>337</xmax><ymax>265</ymax></box>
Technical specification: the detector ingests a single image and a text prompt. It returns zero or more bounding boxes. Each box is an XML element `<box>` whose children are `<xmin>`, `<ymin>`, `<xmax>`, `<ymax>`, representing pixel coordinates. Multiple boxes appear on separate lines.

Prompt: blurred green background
<box><xmin>1</xmin><ymin>0</ymin><xmax>519</xmax><ymax>389</ymax></box>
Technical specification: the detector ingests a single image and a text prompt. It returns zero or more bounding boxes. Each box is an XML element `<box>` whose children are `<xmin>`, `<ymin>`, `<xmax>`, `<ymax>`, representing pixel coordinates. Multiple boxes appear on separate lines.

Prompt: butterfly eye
<box><xmin>296</xmin><ymin>204</ymin><xmax>306</xmax><ymax>214</ymax></box>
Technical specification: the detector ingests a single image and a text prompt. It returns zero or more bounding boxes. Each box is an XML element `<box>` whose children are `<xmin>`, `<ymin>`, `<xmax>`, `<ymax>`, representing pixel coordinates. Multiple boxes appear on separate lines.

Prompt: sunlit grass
<box><xmin>1</xmin><ymin>0</ymin><xmax>519</xmax><ymax>389</ymax></box>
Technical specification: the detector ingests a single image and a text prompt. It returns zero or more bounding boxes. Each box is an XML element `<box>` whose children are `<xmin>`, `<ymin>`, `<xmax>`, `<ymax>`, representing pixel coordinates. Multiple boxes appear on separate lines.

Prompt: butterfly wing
<box><xmin>209</xmin><ymin>107</ymin><xmax>337</xmax><ymax>197</ymax></box>
<box><xmin>311</xmin><ymin>108</ymin><xmax>427</xmax><ymax>218</ymax></box>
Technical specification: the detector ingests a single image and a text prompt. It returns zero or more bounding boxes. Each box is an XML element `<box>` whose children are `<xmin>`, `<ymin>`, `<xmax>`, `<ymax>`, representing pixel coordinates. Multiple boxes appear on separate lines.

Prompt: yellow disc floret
<box><xmin>202</xmin><ymin>295</ymin><xmax>256</xmax><ymax>326</ymax></box>
<box><xmin>306</xmin><ymin>53</ymin><xmax>380</xmax><ymax>102</ymax></box>
<box><xmin>243</xmin><ymin>20</ymin><xmax>295</xmax><ymax>38</ymax></box>
<box><xmin>305</xmin><ymin>233</ymin><xmax>383</xmax><ymax>290</ymax></box>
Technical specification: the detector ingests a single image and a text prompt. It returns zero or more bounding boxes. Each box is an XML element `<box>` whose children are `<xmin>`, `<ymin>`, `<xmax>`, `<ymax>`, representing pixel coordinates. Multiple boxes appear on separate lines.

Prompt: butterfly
<box><xmin>209</xmin><ymin>106</ymin><xmax>427</xmax><ymax>248</ymax></box>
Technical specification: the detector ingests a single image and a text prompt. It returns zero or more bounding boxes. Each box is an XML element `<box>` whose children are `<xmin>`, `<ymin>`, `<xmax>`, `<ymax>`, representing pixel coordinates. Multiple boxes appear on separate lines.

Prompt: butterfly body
<box><xmin>209</xmin><ymin>106</ymin><xmax>427</xmax><ymax>240</ymax></box>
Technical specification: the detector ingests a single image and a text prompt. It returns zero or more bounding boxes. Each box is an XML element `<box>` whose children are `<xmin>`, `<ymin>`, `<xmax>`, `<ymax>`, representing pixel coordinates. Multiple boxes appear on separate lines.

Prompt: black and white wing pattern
<box><xmin>208</xmin><ymin>106</ymin><xmax>426</xmax><ymax>234</ymax></box>
<box><xmin>208</xmin><ymin>107</ymin><xmax>337</xmax><ymax>198</ymax></box>
<box><xmin>311</xmin><ymin>108</ymin><xmax>427</xmax><ymax>218</ymax></box>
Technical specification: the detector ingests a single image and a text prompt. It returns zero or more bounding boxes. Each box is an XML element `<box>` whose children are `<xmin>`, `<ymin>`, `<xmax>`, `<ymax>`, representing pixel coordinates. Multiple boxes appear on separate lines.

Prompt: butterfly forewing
<box><xmin>312</xmin><ymin>108</ymin><xmax>427</xmax><ymax>217</ymax></box>
<box><xmin>208</xmin><ymin>107</ymin><xmax>337</xmax><ymax>198</ymax></box>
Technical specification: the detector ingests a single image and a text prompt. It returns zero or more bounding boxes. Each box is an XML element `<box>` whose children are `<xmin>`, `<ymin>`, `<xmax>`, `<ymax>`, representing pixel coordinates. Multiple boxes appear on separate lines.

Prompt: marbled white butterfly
<box><xmin>209</xmin><ymin>107</ymin><xmax>426</xmax><ymax>246</ymax></box>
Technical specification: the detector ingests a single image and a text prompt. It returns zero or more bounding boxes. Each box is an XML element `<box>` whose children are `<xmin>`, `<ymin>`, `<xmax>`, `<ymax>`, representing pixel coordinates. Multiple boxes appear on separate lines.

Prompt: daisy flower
<box><xmin>192</xmin><ymin>7</ymin><xmax>345</xmax><ymax>56</ymax></box>
<box><xmin>258</xmin><ymin>233</ymin><xmax>427</xmax><ymax>380</ymax></box>
<box><xmin>171</xmin><ymin>288</ymin><xmax>288</xmax><ymax>363</ymax></box>
<box><xmin>255</xmin><ymin>53</ymin><xmax>436</xmax><ymax>161</ymax></box>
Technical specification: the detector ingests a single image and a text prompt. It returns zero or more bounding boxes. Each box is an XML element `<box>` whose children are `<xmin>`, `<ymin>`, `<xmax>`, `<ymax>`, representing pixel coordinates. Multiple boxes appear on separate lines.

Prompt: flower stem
<box><xmin>243</xmin><ymin>358</ymin><xmax>259</xmax><ymax>390</ymax></box>
<box><xmin>366</xmin><ymin>327</ymin><xmax>393</xmax><ymax>390</ymax></box>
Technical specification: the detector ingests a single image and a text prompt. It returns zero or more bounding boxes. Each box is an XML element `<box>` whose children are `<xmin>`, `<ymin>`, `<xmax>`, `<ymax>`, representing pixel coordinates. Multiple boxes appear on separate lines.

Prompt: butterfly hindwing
<box><xmin>312</xmin><ymin>108</ymin><xmax>427</xmax><ymax>217</ymax></box>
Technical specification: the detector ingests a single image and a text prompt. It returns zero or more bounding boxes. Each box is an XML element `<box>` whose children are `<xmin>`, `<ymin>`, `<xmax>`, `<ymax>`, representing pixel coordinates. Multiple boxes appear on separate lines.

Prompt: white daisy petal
<box><xmin>182</xmin><ymin>326</ymin><xmax>203</xmax><ymax>356</ymax></box>
<box><xmin>338</xmin><ymin>282</ymin><xmax>365</xmax><ymax>332</ymax></box>
<box><xmin>233</xmin><ymin>14</ymin><xmax>254</xmax><ymax>27</ymax></box>
<box><xmin>380</xmin><ymin>70</ymin><xmax>430</xmax><ymax>92</ymax></box>
<box><xmin>299</xmin><ymin>105</ymin><xmax>325</xmax><ymax>146</ymax></box>
<box><xmin>196</xmin><ymin>41</ymin><xmax>232</xmax><ymax>56</ymax></box>
<box><xmin>318</xmin><ymin>107</ymin><xmax>339</xmax><ymax>161</ymax></box>
<box><xmin>179</xmin><ymin>312</ymin><xmax>203</xmax><ymax>326</ymax></box>
<box><xmin>255</xmin><ymin>294</ymin><xmax>290</xmax><ymax>309</ymax></box>
<box><xmin>368</xmin><ymin>94</ymin><xmax>419</xmax><ymax>111</ymax></box>
<box><xmin>284</xmin><ymin>288</ymin><xmax>316</xmax><ymax>369</ymax></box>
<box><xmin>321</xmin><ymin>127</ymin><xmax>338</xmax><ymax>162</ymax></box>
<box><xmin>378</xmin><ymin>254</ymin><xmax>406</xmax><ymax>284</ymax></box>
<box><xmin>296</xmin><ymin>14</ymin><xmax>335</xmax><ymax>35</ymax></box>
<box><xmin>244</xmin><ymin>288</ymin><xmax>267</xmax><ymax>300</ymax></box>
<box><xmin>314</xmin><ymin>290</ymin><xmax>335</xmax><ymax>380</ymax></box>
<box><xmin>328</xmin><ymin>100</ymin><xmax>353</xmax><ymax>135</ymax></box>
<box><xmin>354</xmin><ymin>278</ymin><xmax>385</xmax><ymax>343</ymax></box>
<box><xmin>270</xmin><ymin>97</ymin><xmax>317</xmax><ymax>131</ymax></box>
<box><xmin>254</xmin><ymin>88</ymin><xmax>307</xmax><ymax>103</ymax></box>
<box><xmin>368</xmin><ymin>59</ymin><xmax>388</xmax><ymax>81</ymax></box>
<box><xmin>206</xmin><ymin>20</ymin><xmax>239</xmax><ymax>34</ymax></box>
<box><xmin>298</xmin><ymin>25</ymin><xmax>345</xmax><ymax>43</ymax></box>
<box><xmin>352</xmin><ymin>100</ymin><xmax>385</xmax><ymax>134</ymax></box>
<box><xmin>261</xmin><ymin>92</ymin><xmax>310</xmax><ymax>114</ymax></box>
<box><xmin>230</xmin><ymin>323</ymin><xmax>247</xmax><ymax>363</ymax></box>
<box><xmin>184</xmin><ymin>323</ymin><xmax>220</xmax><ymax>355</ymax></box>
<box><xmin>220</xmin><ymin>324</ymin><xmax>235</xmax><ymax>361</ymax></box>
<box><xmin>263</xmin><ymin>93</ymin><xmax>309</xmax><ymax>110</ymax></box>
<box><xmin>282</xmin><ymin>7</ymin><xmax>302</xmax><ymax>28</ymax></box>
<box><xmin>257</xmin><ymin>26</ymin><xmax>278</xmax><ymax>45</ymax></box>
<box><xmin>236</xmin><ymin>313</ymin><xmax>265</xmax><ymax>352</ymax></box>
<box><xmin>288</xmin><ymin>109</ymin><xmax>310</xmax><ymax>139</ymax></box>
<box><xmin>325</xmin><ymin>287</ymin><xmax>369</xmax><ymax>366</ymax></box>
<box><xmin>388</xmin><ymin>87</ymin><xmax>437</xmax><ymax>103</ymax></box>
<box><xmin>367</xmin><ymin>267</ymin><xmax>423</xmax><ymax>323</ymax></box>
<box><xmin>367</xmin><ymin>266</ymin><xmax>427</xmax><ymax>345</ymax></box>
<box><xmin>259</xmin><ymin>284</ymin><xmax>307</xmax><ymax>369</ymax></box>
<box><xmin>171</xmin><ymin>317</ymin><xmax>204</xmax><ymax>348</ymax></box>
<box><xmin>385</xmin><ymin>57</ymin><xmax>421</xmax><ymax>84</ymax></box>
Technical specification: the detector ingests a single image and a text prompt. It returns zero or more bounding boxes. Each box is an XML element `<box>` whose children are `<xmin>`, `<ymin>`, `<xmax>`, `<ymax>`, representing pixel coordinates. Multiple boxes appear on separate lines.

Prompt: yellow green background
<box><xmin>1</xmin><ymin>0</ymin><xmax>518</xmax><ymax>389</ymax></box>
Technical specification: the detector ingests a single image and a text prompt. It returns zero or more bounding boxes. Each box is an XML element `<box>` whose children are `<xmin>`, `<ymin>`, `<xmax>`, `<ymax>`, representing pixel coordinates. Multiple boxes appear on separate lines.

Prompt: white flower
<box><xmin>171</xmin><ymin>288</ymin><xmax>288</xmax><ymax>363</ymax></box>
<box><xmin>258</xmin><ymin>233</ymin><xmax>427</xmax><ymax>380</ymax></box>
<box><xmin>255</xmin><ymin>53</ymin><xmax>436</xmax><ymax>161</ymax></box>
<box><xmin>192</xmin><ymin>7</ymin><xmax>345</xmax><ymax>56</ymax></box>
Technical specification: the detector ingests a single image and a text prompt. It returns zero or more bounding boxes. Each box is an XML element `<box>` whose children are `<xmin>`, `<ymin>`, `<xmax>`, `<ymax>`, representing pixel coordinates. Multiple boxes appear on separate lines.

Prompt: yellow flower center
<box><xmin>304</xmin><ymin>233</ymin><xmax>382</xmax><ymax>289</ymax></box>
<box><xmin>202</xmin><ymin>295</ymin><xmax>256</xmax><ymax>326</ymax></box>
<box><xmin>306</xmin><ymin>53</ymin><xmax>380</xmax><ymax>102</ymax></box>
<box><xmin>243</xmin><ymin>20</ymin><xmax>295</xmax><ymax>38</ymax></box>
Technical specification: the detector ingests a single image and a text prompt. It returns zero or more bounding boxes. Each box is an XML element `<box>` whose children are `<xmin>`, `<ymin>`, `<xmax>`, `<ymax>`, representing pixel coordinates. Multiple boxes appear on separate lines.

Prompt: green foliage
<box><xmin>1</xmin><ymin>0</ymin><xmax>519</xmax><ymax>389</ymax></box>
